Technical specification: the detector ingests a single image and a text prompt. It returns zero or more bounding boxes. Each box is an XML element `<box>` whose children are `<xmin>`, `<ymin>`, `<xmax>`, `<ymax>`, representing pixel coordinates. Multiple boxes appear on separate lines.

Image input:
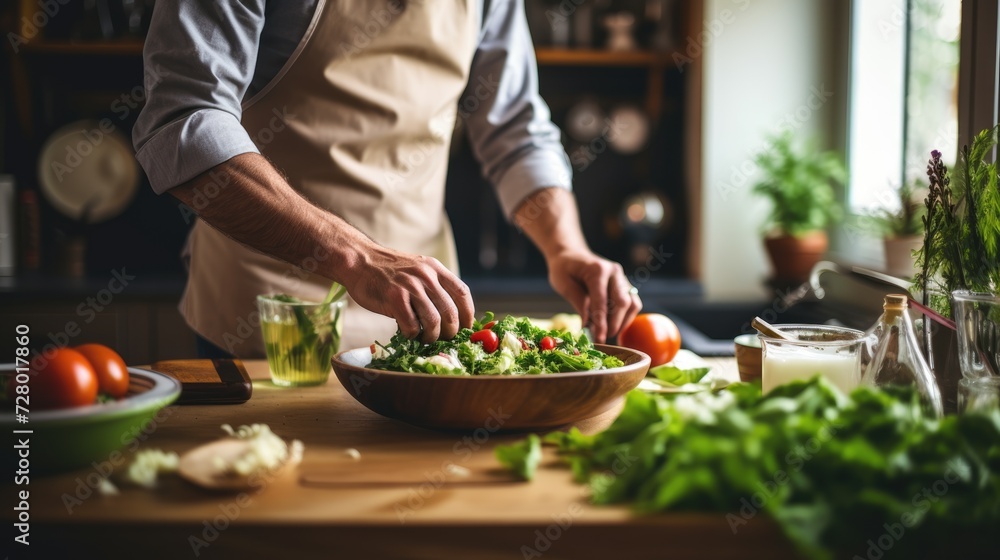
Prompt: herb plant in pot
<box><xmin>866</xmin><ymin>181</ymin><xmax>926</xmax><ymax>278</ymax></box>
<box><xmin>751</xmin><ymin>133</ymin><xmax>847</xmax><ymax>284</ymax></box>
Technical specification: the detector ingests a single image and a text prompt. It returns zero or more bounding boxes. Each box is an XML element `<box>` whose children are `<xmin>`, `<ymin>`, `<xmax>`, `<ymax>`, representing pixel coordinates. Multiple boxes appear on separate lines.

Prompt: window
<box><xmin>847</xmin><ymin>0</ymin><xmax>961</xmax><ymax>216</ymax></box>
<box><xmin>903</xmin><ymin>0</ymin><xmax>961</xmax><ymax>183</ymax></box>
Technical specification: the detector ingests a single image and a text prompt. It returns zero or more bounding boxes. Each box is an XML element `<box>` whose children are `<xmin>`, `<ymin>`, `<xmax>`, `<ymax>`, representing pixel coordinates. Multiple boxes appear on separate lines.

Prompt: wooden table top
<box><xmin>17</xmin><ymin>358</ymin><xmax>799</xmax><ymax>559</ymax></box>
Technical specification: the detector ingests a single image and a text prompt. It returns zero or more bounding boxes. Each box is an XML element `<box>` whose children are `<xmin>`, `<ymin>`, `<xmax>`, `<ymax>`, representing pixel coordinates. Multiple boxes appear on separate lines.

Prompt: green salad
<box><xmin>368</xmin><ymin>312</ymin><xmax>624</xmax><ymax>375</ymax></box>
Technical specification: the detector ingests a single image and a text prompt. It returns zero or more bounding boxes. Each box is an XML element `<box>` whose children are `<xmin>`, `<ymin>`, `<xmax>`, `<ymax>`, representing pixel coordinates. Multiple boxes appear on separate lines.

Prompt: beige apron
<box><xmin>181</xmin><ymin>0</ymin><xmax>479</xmax><ymax>357</ymax></box>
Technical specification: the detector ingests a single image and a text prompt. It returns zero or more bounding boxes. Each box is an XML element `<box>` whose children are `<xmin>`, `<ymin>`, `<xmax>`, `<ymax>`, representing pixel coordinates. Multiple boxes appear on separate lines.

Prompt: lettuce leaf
<box><xmin>648</xmin><ymin>364</ymin><xmax>711</xmax><ymax>386</ymax></box>
<box><xmin>495</xmin><ymin>434</ymin><xmax>542</xmax><ymax>481</ymax></box>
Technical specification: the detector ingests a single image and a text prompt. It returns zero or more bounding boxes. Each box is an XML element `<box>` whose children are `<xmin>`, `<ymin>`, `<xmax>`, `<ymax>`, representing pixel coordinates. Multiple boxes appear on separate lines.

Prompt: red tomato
<box><xmin>482</xmin><ymin>320</ymin><xmax>496</xmax><ymax>330</ymax></box>
<box><xmin>28</xmin><ymin>348</ymin><xmax>99</xmax><ymax>409</ymax></box>
<box><xmin>618</xmin><ymin>313</ymin><xmax>681</xmax><ymax>367</ymax></box>
<box><xmin>74</xmin><ymin>343</ymin><xmax>130</xmax><ymax>398</ymax></box>
<box><xmin>470</xmin><ymin>329</ymin><xmax>499</xmax><ymax>353</ymax></box>
<box><xmin>539</xmin><ymin>336</ymin><xmax>556</xmax><ymax>351</ymax></box>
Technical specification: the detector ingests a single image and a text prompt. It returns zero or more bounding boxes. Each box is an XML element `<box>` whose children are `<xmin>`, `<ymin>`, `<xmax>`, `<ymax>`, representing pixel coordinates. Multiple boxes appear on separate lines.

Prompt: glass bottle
<box><xmin>862</xmin><ymin>294</ymin><xmax>944</xmax><ymax>417</ymax></box>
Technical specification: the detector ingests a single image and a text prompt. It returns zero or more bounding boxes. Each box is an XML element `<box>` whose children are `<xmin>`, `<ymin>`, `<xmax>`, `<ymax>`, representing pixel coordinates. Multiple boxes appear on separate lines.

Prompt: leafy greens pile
<box><xmin>495</xmin><ymin>378</ymin><xmax>1000</xmax><ymax>558</ymax></box>
<box><xmin>368</xmin><ymin>312</ymin><xmax>624</xmax><ymax>375</ymax></box>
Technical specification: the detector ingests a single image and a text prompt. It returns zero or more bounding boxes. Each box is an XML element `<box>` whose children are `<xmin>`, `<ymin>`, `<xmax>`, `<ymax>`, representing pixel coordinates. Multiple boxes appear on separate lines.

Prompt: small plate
<box><xmin>37</xmin><ymin>119</ymin><xmax>140</xmax><ymax>222</ymax></box>
<box><xmin>639</xmin><ymin>350</ymin><xmax>729</xmax><ymax>393</ymax></box>
<box><xmin>331</xmin><ymin>344</ymin><xmax>650</xmax><ymax>431</ymax></box>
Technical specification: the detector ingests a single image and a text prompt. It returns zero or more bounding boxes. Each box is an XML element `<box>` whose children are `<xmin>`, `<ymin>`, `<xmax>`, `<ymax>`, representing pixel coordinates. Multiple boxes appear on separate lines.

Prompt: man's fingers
<box><xmin>621</xmin><ymin>292</ymin><xmax>642</xmax><ymax>340</ymax></box>
<box><xmin>584</xmin><ymin>265</ymin><xmax>613</xmax><ymax>343</ymax></box>
<box><xmin>409</xmin><ymin>290</ymin><xmax>442</xmax><ymax>343</ymax></box>
<box><xmin>554</xmin><ymin>276</ymin><xmax>589</xmax><ymax>326</ymax></box>
<box><xmin>393</xmin><ymin>291</ymin><xmax>422</xmax><ymax>340</ymax></box>
<box><xmin>606</xmin><ymin>268</ymin><xmax>633</xmax><ymax>338</ymax></box>
<box><xmin>437</xmin><ymin>271</ymin><xmax>475</xmax><ymax>331</ymax></box>
<box><xmin>424</xmin><ymin>279</ymin><xmax>461</xmax><ymax>340</ymax></box>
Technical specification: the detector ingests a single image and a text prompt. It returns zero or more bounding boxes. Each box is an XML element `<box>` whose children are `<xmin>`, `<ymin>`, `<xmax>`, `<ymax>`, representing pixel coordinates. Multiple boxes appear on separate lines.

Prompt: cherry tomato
<box><xmin>74</xmin><ymin>343</ymin><xmax>130</xmax><ymax>398</ymax></box>
<box><xmin>618</xmin><ymin>313</ymin><xmax>681</xmax><ymax>367</ymax></box>
<box><xmin>539</xmin><ymin>336</ymin><xmax>556</xmax><ymax>351</ymax></box>
<box><xmin>470</xmin><ymin>329</ymin><xmax>499</xmax><ymax>353</ymax></box>
<box><xmin>28</xmin><ymin>348</ymin><xmax>99</xmax><ymax>409</ymax></box>
<box><xmin>482</xmin><ymin>321</ymin><xmax>496</xmax><ymax>330</ymax></box>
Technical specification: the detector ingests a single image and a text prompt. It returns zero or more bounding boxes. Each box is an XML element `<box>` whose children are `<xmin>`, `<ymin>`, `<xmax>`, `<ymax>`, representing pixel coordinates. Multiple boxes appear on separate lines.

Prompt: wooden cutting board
<box><xmin>300</xmin><ymin>460</ymin><xmax>518</xmax><ymax>486</ymax></box>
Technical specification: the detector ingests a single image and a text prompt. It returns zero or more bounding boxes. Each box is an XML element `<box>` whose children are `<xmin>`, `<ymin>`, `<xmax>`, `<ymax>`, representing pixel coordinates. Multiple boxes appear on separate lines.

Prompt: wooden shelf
<box><xmin>534</xmin><ymin>48</ymin><xmax>676</xmax><ymax>122</ymax></box>
<box><xmin>20</xmin><ymin>43</ymin><xmax>672</xmax><ymax>65</ymax></box>
<box><xmin>534</xmin><ymin>48</ymin><xmax>674</xmax><ymax>67</ymax></box>
<box><xmin>20</xmin><ymin>40</ymin><xmax>144</xmax><ymax>55</ymax></box>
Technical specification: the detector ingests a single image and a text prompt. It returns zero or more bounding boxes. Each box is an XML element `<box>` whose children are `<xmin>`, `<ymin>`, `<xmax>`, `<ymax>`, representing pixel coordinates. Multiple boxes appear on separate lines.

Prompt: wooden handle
<box><xmin>751</xmin><ymin>317</ymin><xmax>793</xmax><ymax>340</ymax></box>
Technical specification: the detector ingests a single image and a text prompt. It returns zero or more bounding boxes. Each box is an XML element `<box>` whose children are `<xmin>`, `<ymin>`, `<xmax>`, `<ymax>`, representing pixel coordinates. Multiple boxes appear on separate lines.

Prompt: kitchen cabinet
<box><xmin>446</xmin><ymin>1</ymin><xmax>703</xmax><ymax>280</ymax></box>
<box><xmin>0</xmin><ymin>300</ymin><xmax>197</xmax><ymax>364</ymax></box>
<box><xmin>4</xmin><ymin>30</ymin><xmax>188</xmax><ymax>279</ymax></box>
<box><xmin>0</xmin><ymin>274</ymin><xmax>197</xmax><ymax>363</ymax></box>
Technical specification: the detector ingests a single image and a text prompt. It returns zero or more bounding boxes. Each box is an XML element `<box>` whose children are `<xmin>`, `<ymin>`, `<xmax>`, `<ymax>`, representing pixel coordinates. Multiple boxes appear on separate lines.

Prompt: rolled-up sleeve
<box><xmin>460</xmin><ymin>0</ymin><xmax>573</xmax><ymax>220</ymax></box>
<box><xmin>133</xmin><ymin>0</ymin><xmax>266</xmax><ymax>194</ymax></box>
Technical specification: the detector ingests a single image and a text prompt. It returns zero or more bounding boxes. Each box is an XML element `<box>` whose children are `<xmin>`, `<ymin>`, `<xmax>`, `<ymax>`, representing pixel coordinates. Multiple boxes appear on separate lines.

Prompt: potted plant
<box><xmin>864</xmin><ymin>180</ymin><xmax>926</xmax><ymax>278</ymax></box>
<box><xmin>751</xmin><ymin>133</ymin><xmax>847</xmax><ymax>284</ymax></box>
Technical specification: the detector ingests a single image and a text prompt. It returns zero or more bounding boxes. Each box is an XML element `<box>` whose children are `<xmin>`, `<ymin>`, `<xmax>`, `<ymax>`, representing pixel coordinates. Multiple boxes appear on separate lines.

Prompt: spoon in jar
<box><xmin>752</xmin><ymin>316</ymin><xmax>795</xmax><ymax>340</ymax></box>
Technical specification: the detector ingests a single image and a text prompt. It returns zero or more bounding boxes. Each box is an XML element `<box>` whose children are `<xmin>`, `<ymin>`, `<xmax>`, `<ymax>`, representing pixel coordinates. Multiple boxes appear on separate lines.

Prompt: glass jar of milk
<box><xmin>759</xmin><ymin>325</ymin><xmax>866</xmax><ymax>395</ymax></box>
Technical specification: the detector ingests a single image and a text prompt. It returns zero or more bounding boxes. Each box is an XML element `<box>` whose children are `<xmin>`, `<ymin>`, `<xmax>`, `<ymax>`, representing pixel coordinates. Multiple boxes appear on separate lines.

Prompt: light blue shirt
<box><xmin>133</xmin><ymin>0</ymin><xmax>572</xmax><ymax>219</ymax></box>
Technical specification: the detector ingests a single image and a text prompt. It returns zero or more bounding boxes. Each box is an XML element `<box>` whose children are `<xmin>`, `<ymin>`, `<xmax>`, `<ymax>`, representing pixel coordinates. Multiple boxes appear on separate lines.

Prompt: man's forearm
<box><xmin>513</xmin><ymin>187</ymin><xmax>640</xmax><ymax>342</ymax></box>
<box><xmin>168</xmin><ymin>152</ymin><xmax>475</xmax><ymax>342</ymax></box>
<box><xmin>512</xmin><ymin>187</ymin><xmax>589</xmax><ymax>259</ymax></box>
<box><xmin>168</xmin><ymin>153</ymin><xmax>371</xmax><ymax>284</ymax></box>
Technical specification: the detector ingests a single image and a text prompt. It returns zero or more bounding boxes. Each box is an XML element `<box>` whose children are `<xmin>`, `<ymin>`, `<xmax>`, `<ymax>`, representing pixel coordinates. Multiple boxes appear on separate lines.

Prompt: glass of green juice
<box><xmin>257</xmin><ymin>294</ymin><xmax>345</xmax><ymax>387</ymax></box>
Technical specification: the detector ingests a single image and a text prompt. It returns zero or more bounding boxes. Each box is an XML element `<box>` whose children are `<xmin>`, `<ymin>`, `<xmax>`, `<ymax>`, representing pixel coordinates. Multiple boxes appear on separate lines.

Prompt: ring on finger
<box><xmin>628</xmin><ymin>285</ymin><xmax>639</xmax><ymax>295</ymax></box>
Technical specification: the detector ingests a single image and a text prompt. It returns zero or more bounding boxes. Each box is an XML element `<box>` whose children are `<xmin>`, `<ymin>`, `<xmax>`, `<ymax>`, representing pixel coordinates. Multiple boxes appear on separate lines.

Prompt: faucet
<box><xmin>809</xmin><ymin>261</ymin><xmax>844</xmax><ymax>301</ymax></box>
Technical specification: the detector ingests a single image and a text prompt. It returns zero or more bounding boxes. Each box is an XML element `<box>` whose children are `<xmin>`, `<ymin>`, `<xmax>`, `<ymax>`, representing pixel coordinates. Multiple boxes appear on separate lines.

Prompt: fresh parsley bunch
<box><xmin>497</xmin><ymin>378</ymin><xmax>1000</xmax><ymax>558</ymax></box>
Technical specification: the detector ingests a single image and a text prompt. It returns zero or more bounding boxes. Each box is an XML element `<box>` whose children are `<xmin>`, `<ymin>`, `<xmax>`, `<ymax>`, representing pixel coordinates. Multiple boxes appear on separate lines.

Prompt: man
<box><xmin>133</xmin><ymin>0</ymin><xmax>642</xmax><ymax>357</ymax></box>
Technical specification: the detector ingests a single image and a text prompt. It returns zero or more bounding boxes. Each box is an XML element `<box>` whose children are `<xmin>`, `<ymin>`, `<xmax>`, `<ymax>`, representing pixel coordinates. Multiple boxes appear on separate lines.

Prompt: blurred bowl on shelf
<box><xmin>607</xmin><ymin>105</ymin><xmax>649</xmax><ymax>154</ymax></box>
<box><xmin>565</xmin><ymin>99</ymin><xmax>607</xmax><ymax>142</ymax></box>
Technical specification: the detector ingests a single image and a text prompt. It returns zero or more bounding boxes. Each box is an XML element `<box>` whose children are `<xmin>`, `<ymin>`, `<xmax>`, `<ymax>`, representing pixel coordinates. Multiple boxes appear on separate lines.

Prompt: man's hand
<box><xmin>546</xmin><ymin>250</ymin><xmax>641</xmax><ymax>343</ymax></box>
<box><xmin>514</xmin><ymin>188</ymin><xmax>642</xmax><ymax>343</ymax></box>
<box><xmin>169</xmin><ymin>153</ymin><xmax>474</xmax><ymax>343</ymax></box>
<box><xmin>340</xmin><ymin>245</ymin><xmax>475</xmax><ymax>343</ymax></box>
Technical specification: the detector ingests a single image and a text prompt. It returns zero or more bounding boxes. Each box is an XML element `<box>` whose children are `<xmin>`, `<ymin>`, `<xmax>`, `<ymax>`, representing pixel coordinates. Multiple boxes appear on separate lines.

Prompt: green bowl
<box><xmin>1</xmin><ymin>366</ymin><xmax>181</xmax><ymax>474</ymax></box>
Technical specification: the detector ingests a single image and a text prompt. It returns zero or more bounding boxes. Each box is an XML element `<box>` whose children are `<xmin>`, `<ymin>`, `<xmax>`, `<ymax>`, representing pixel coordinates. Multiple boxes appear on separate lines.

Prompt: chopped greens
<box><xmin>368</xmin><ymin>312</ymin><xmax>624</xmax><ymax>375</ymax></box>
<box><xmin>647</xmin><ymin>363</ymin><xmax>711</xmax><ymax>387</ymax></box>
<box><xmin>495</xmin><ymin>434</ymin><xmax>542</xmax><ymax>481</ymax></box>
<box><xmin>499</xmin><ymin>377</ymin><xmax>1000</xmax><ymax>558</ymax></box>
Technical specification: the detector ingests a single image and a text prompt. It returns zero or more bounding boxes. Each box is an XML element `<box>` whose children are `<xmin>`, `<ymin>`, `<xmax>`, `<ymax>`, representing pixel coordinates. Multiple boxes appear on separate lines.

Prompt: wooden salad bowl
<box><xmin>331</xmin><ymin>344</ymin><xmax>650</xmax><ymax>431</ymax></box>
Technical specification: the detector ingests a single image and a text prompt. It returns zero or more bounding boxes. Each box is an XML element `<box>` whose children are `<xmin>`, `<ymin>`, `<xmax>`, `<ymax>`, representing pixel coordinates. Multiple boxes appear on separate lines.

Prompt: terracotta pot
<box><xmin>883</xmin><ymin>235</ymin><xmax>922</xmax><ymax>279</ymax></box>
<box><xmin>764</xmin><ymin>231</ymin><xmax>828</xmax><ymax>284</ymax></box>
